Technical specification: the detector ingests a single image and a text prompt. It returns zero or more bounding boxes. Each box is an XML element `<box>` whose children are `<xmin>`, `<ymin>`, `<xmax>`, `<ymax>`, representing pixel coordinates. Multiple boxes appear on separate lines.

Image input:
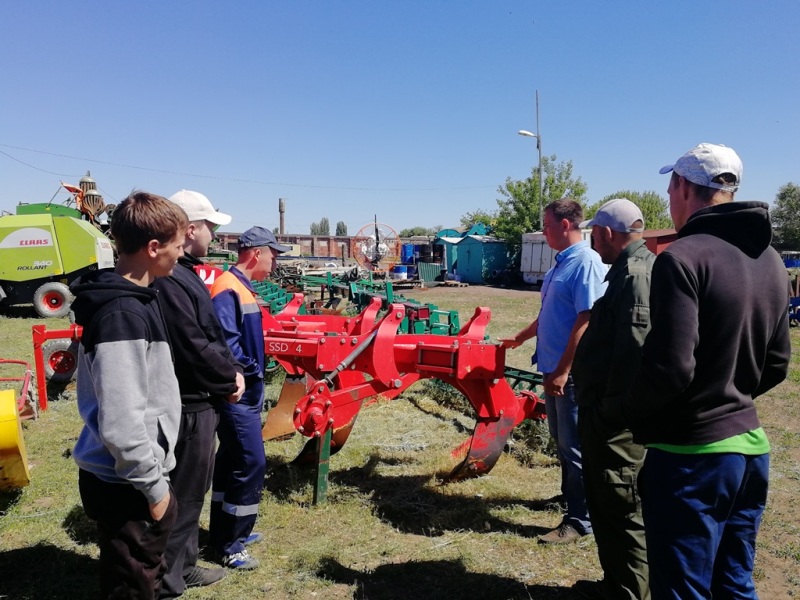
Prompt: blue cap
<box><xmin>238</xmin><ymin>226</ymin><xmax>291</xmax><ymax>253</ymax></box>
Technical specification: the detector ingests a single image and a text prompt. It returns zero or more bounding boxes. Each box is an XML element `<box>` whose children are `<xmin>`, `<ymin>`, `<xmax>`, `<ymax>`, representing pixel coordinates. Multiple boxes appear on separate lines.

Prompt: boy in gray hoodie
<box><xmin>70</xmin><ymin>192</ymin><xmax>188</xmax><ymax>599</ymax></box>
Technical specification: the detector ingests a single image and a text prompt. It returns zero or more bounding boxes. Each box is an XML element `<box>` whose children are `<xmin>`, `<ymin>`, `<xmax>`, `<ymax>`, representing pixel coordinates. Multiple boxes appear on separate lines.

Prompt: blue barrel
<box><xmin>406</xmin><ymin>265</ymin><xmax>417</xmax><ymax>279</ymax></box>
<box><xmin>401</xmin><ymin>243</ymin><xmax>415</xmax><ymax>264</ymax></box>
<box><xmin>785</xmin><ymin>257</ymin><xmax>800</xmax><ymax>268</ymax></box>
<box><xmin>393</xmin><ymin>265</ymin><xmax>408</xmax><ymax>280</ymax></box>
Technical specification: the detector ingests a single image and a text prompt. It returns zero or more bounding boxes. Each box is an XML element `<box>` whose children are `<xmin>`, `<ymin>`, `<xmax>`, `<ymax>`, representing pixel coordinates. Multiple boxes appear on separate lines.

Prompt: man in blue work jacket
<box><xmin>210</xmin><ymin>226</ymin><xmax>289</xmax><ymax>570</ymax></box>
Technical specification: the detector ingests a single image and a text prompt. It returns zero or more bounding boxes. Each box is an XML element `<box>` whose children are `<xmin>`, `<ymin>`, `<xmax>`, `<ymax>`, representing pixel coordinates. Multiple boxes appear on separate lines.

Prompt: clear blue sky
<box><xmin>2</xmin><ymin>1</ymin><xmax>798</xmax><ymax>235</ymax></box>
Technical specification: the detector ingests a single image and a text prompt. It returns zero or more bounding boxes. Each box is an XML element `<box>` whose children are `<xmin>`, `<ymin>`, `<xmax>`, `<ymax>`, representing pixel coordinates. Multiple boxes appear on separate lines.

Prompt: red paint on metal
<box><xmin>31</xmin><ymin>324</ymin><xmax>82</xmax><ymax>412</ymax></box>
<box><xmin>262</xmin><ymin>297</ymin><xmax>543</xmax><ymax>481</ymax></box>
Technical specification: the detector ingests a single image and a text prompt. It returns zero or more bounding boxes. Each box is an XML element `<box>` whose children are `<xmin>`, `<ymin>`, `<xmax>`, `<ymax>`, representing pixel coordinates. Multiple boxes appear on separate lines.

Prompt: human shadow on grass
<box><xmin>0</xmin><ymin>543</ymin><xmax>97</xmax><ymax>599</ymax></box>
<box><xmin>63</xmin><ymin>503</ymin><xmax>98</xmax><ymax>545</ymax></box>
<box><xmin>264</xmin><ymin>454</ymin><xmax>321</xmax><ymax>502</ymax></box>
<box><xmin>315</xmin><ymin>556</ymin><xmax>572</xmax><ymax>600</ymax></box>
<box><xmin>0</xmin><ymin>489</ymin><xmax>22</xmax><ymax>515</ymax></box>
<box><xmin>46</xmin><ymin>379</ymin><xmax>75</xmax><ymax>404</ymax></box>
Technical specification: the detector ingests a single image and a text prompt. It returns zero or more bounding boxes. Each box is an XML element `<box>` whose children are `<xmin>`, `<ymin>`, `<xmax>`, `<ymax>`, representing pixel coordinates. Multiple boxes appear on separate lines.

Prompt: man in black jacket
<box><xmin>155</xmin><ymin>190</ymin><xmax>245</xmax><ymax>598</ymax></box>
<box><xmin>597</xmin><ymin>144</ymin><xmax>791</xmax><ymax>599</ymax></box>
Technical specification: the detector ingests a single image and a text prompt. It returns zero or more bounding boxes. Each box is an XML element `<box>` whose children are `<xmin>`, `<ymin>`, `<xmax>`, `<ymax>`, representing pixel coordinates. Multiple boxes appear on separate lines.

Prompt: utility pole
<box><xmin>518</xmin><ymin>90</ymin><xmax>544</xmax><ymax>230</ymax></box>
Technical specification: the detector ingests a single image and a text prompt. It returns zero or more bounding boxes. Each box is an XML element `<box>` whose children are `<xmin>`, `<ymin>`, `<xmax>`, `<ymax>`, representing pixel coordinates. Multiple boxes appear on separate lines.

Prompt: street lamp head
<box><xmin>518</xmin><ymin>129</ymin><xmax>537</xmax><ymax>138</ymax></box>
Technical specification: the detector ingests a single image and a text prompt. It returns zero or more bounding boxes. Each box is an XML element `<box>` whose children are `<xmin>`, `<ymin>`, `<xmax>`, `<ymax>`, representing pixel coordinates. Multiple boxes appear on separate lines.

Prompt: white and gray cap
<box><xmin>580</xmin><ymin>198</ymin><xmax>645</xmax><ymax>233</ymax></box>
<box><xmin>168</xmin><ymin>190</ymin><xmax>232</xmax><ymax>225</ymax></box>
<box><xmin>659</xmin><ymin>143</ymin><xmax>742</xmax><ymax>193</ymax></box>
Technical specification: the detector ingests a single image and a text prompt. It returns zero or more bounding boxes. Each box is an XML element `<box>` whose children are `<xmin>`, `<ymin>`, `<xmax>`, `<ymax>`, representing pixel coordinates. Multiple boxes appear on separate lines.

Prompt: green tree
<box><xmin>585</xmin><ymin>190</ymin><xmax>673</xmax><ymax>230</ymax></box>
<box><xmin>771</xmin><ymin>182</ymin><xmax>800</xmax><ymax>249</ymax></box>
<box><xmin>309</xmin><ymin>217</ymin><xmax>331</xmax><ymax>236</ymax></box>
<box><xmin>493</xmin><ymin>154</ymin><xmax>588</xmax><ymax>258</ymax></box>
<box><xmin>460</xmin><ymin>209</ymin><xmax>495</xmax><ymax>229</ymax></box>
<box><xmin>335</xmin><ymin>221</ymin><xmax>348</xmax><ymax>236</ymax></box>
<box><xmin>399</xmin><ymin>226</ymin><xmax>435</xmax><ymax>237</ymax></box>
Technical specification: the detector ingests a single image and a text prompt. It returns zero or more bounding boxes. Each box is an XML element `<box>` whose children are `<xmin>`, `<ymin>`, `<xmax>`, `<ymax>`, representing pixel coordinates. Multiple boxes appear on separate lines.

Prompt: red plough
<box><xmin>261</xmin><ymin>294</ymin><xmax>543</xmax><ymax>484</ymax></box>
<box><xmin>0</xmin><ymin>358</ymin><xmax>37</xmax><ymax>421</ymax></box>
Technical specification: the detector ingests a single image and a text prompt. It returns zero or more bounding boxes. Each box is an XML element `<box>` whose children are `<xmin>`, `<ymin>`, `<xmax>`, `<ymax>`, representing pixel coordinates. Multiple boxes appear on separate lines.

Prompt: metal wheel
<box><xmin>33</xmin><ymin>282</ymin><xmax>73</xmax><ymax>319</ymax></box>
<box><xmin>43</xmin><ymin>338</ymin><xmax>79</xmax><ymax>382</ymax></box>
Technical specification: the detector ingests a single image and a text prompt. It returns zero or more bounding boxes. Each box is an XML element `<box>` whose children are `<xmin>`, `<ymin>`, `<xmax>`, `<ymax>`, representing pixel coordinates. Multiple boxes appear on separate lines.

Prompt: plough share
<box><xmin>261</xmin><ymin>293</ymin><xmax>544</xmax><ymax>485</ymax></box>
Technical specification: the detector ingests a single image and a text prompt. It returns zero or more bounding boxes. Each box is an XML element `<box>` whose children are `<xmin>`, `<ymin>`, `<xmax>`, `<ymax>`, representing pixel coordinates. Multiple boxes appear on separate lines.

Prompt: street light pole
<box><xmin>518</xmin><ymin>90</ymin><xmax>544</xmax><ymax>230</ymax></box>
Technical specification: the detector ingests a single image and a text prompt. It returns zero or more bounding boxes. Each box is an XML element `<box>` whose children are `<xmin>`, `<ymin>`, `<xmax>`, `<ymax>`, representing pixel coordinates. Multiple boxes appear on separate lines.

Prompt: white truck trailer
<box><xmin>519</xmin><ymin>230</ymin><xmax>594</xmax><ymax>285</ymax></box>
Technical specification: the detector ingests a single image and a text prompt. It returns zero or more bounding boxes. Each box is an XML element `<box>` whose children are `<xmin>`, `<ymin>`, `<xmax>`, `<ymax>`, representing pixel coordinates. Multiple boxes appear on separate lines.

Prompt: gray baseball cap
<box><xmin>580</xmin><ymin>198</ymin><xmax>645</xmax><ymax>233</ymax></box>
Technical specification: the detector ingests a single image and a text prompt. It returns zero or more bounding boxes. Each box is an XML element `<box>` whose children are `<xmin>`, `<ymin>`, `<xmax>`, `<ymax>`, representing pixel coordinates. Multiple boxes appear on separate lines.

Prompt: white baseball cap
<box><xmin>580</xmin><ymin>198</ymin><xmax>645</xmax><ymax>233</ymax></box>
<box><xmin>659</xmin><ymin>143</ymin><xmax>742</xmax><ymax>193</ymax></box>
<box><xmin>168</xmin><ymin>190</ymin><xmax>232</xmax><ymax>226</ymax></box>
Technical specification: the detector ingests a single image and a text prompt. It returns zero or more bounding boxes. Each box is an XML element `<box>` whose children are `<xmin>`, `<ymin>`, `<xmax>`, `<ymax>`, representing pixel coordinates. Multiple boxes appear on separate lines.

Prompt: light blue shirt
<box><xmin>535</xmin><ymin>240</ymin><xmax>607</xmax><ymax>373</ymax></box>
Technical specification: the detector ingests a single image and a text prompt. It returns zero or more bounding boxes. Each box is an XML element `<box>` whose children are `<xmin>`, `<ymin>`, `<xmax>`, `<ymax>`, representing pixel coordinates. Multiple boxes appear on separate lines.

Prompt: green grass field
<box><xmin>1</xmin><ymin>287</ymin><xmax>798</xmax><ymax>599</ymax></box>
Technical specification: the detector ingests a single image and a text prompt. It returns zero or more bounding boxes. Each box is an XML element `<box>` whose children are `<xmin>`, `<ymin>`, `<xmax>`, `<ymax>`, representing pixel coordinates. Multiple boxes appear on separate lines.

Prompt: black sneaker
<box><xmin>184</xmin><ymin>566</ymin><xmax>226</xmax><ymax>588</ymax></box>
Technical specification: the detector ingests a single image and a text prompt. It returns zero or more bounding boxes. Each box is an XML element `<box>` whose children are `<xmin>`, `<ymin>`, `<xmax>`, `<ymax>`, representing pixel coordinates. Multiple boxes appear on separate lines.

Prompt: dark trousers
<box><xmin>210</xmin><ymin>385</ymin><xmax>266</xmax><ymax>556</ymax></box>
<box><xmin>578</xmin><ymin>408</ymin><xmax>649</xmax><ymax>599</ymax></box>
<box><xmin>160</xmin><ymin>408</ymin><xmax>219</xmax><ymax>599</ymax></box>
<box><xmin>640</xmin><ymin>449</ymin><xmax>769</xmax><ymax>600</ymax></box>
<box><xmin>79</xmin><ymin>470</ymin><xmax>178</xmax><ymax>600</ymax></box>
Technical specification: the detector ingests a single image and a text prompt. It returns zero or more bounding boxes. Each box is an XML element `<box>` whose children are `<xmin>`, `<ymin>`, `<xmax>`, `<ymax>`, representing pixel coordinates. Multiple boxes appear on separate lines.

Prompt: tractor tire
<box><xmin>33</xmin><ymin>282</ymin><xmax>74</xmax><ymax>319</ymax></box>
<box><xmin>43</xmin><ymin>338</ymin><xmax>79</xmax><ymax>383</ymax></box>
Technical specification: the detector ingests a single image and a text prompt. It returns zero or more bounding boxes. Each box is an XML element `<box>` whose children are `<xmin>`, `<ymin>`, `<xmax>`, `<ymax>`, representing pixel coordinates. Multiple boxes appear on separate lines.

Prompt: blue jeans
<box><xmin>640</xmin><ymin>449</ymin><xmax>769</xmax><ymax>600</ymax></box>
<box><xmin>543</xmin><ymin>375</ymin><xmax>591</xmax><ymax>534</ymax></box>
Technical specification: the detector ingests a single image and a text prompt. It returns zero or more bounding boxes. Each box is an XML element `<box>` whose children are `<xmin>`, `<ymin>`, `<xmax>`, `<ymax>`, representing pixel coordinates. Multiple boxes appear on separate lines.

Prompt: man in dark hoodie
<box><xmin>70</xmin><ymin>192</ymin><xmax>188</xmax><ymax>599</ymax></box>
<box><xmin>153</xmin><ymin>190</ymin><xmax>245</xmax><ymax>598</ymax></box>
<box><xmin>593</xmin><ymin>143</ymin><xmax>791</xmax><ymax>599</ymax></box>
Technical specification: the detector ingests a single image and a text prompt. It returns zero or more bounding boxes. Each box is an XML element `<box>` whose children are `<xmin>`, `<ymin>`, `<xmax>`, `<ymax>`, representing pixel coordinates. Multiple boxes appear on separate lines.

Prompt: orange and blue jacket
<box><xmin>210</xmin><ymin>267</ymin><xmax>264</xmax><ymax>384</ymax></box>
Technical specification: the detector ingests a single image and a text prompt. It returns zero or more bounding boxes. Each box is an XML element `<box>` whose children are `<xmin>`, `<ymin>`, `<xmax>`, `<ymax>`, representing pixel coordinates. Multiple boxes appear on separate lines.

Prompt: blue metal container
<box><xmin>401</xmin><ymin>244</ymin><xmax>415</xmax><ymax>264</ymax></box>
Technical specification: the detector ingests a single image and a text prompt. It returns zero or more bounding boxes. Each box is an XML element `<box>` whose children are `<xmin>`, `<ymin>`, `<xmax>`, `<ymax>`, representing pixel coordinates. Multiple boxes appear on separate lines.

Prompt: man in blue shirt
<box><xmin>501</xmin><ymin>199</ymin><xmax>606</xmax><ymax>543</ymax></box>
